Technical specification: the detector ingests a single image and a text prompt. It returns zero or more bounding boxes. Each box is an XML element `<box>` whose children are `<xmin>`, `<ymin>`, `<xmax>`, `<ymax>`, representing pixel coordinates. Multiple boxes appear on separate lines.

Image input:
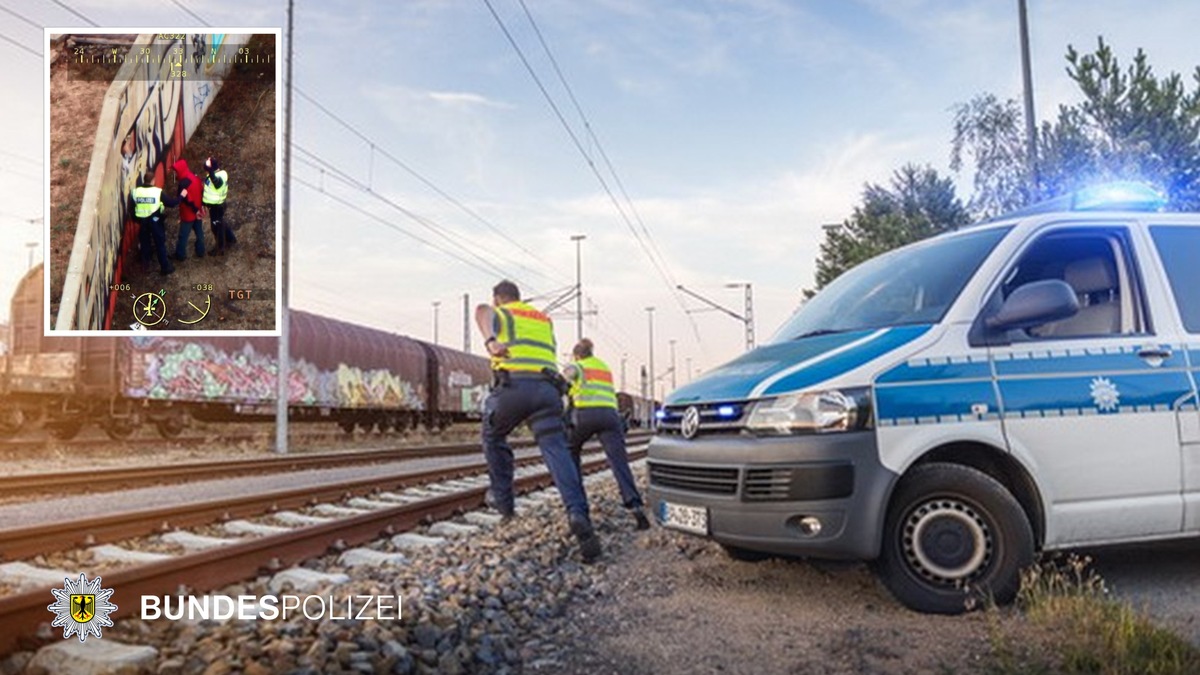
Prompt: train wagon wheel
<box><xmin>46</xmin><ymin>420</ymin><xmax>83</xmax><ymax>441</ymax></box>
<box><xmin>337</xmin><ymin>417</ymin><xmax>356</xmax><ymax>435</ymax></box>
<box><xmin>154</xmin><ymin>415</ymin><xmax>186</xmax><ymax>439</ymax></box>
<box><xmin>0</xmin><ymin>407</ymin><xmax>25</xmax><ymax>438</ymax></box>
<box><xmin>103</xmin><ymin>418</ymin><xmax>138</xmax><ymax>441</ymax></box>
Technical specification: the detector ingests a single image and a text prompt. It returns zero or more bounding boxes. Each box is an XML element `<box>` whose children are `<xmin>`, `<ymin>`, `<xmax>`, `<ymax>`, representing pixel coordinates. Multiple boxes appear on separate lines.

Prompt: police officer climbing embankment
<box><xmin>563</xmin><ymin>338</ymin><xmax>651</xmax><ymax>530</ymax></box>
<box><xmin>202</xmin><ymin>156</ymin><xmax>237</xmax><ymax>255</ymax></box>
<box><xmin>475</xmin><ymin>280</ymin><xmax>603</xmax><ymax>563</ymax></box>
<box><xmin>129</xmin><ymin>172</ymin><xmax>184</xmax><ymax>276</ymax></box>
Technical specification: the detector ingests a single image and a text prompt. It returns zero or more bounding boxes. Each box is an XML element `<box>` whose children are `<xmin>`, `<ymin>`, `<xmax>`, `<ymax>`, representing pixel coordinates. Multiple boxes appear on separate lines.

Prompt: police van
<box><xmin>647</xmin><ymin>183</ymin><xmax>1200</xmax><ymax>614</ymax></box>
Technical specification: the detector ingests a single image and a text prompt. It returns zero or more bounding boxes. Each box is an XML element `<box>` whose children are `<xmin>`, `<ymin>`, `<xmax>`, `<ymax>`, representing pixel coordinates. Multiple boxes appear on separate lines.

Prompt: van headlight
<box><xmin>744</xmin><ymin>388</ymin><xmax>871</xmax><ymax>435</ymax></box>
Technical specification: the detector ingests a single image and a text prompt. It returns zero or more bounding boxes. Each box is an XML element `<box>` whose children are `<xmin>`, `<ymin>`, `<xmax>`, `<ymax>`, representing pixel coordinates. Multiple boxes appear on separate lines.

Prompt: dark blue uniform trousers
<box><xmin>569</xmin><ymin>406</ymin><xmax>644</xmax><ymax>509</ymax></box>
<box><xmin>482</xmin><ymin>377</ymin><xmax>591</xmax><ymax>521</ymax></box>
<box><xmin>137</xmin><ymin>215</ymin><xmax>172</xmax><ymax>273</ymax></box>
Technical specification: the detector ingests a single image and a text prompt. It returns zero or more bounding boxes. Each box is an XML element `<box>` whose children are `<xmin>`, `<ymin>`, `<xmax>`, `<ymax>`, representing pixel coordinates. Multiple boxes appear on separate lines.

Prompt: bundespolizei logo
<box><xmin>48</xmin><ymin>573</ymin><xmax>117</xmax><ymax>642</ymax></box>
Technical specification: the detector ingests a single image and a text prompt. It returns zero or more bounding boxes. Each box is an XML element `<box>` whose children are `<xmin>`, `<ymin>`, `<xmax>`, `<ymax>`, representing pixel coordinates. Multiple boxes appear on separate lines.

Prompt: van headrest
<box><xmin>1064</xmin><ymin>257</ymin><xmax>1115</xmax><ymax>294</ymax></box>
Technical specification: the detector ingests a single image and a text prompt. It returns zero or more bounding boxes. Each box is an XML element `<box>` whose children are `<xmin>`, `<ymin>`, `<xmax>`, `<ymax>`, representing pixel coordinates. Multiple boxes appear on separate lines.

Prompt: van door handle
<box><xmin>1137</xmin><ymin>346</ymin><xmax>1172</xmax><ymax>361</ymax></box>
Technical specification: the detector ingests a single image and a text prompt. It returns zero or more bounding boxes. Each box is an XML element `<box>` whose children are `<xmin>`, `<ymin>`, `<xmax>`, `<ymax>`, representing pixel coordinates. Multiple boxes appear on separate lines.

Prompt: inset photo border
<box><xmin>44</xmin><ymin>28</ymin><xmax>282</xmax><ymax>336</ymax></box>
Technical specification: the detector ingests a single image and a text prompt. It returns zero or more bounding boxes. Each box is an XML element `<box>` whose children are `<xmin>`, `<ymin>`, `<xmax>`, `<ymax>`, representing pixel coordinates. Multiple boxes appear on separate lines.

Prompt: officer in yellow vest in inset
<box><xmin>475</xmin><ymin>280</ymin><xmax>602</xmax><ymax>562</ymax></box>
<box><xmin>564</xmin><ymin>338</ymin><xmax>650</xmax><ymax>530</ymax></box>
<box><xmin>202</xmin><ymin>156</ymin><xmax>237</xmax><ymax>255</ymax></box>
<box><xmin>129</xmin><ymin>172</ymin><xmax>181</xmax><ymax>276</ymax></box>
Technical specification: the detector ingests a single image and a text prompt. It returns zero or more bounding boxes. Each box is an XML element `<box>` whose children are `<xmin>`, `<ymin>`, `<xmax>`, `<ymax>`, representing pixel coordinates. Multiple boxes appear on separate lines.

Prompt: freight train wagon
<box><xmin>2</xmin><ymin>265</ymin><xmax>492</xmax><ymax>439</ymax></box>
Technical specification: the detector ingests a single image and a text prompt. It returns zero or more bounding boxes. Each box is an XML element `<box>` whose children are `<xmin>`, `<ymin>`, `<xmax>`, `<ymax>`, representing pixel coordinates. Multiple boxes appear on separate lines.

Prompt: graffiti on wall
<box><xmin>56</xmin><ymin>33</ymin><xmax>237</xmax><ymax>330</ymax></box>
<box><xmin>122</xmin><ymin>339</ymin><xmax>425</xmax><ymax>410</ymax></box>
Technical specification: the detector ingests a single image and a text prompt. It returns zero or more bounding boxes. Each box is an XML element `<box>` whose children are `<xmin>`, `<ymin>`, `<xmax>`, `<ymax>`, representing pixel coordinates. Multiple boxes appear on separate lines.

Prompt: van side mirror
<box><xmin>984</xmin><ymin>279</ymin><xmax>1079</xmax><ymax>332</ymax></box>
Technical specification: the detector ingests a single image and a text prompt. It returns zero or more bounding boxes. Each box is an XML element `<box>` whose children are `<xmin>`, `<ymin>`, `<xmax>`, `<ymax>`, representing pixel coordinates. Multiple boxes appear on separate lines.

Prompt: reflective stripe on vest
<box><xmin>494</xmin><ymin>301</ymin><xmax>557</xmax><ymax>373</ymax></box>
<box><xmin>132</xmin><ymin>186</ymin><xmax>164</xmax><ymax>218</ymax></box>
<box><xmin>202</xmin><ymin>170</ymin><xmax>228</xmax><ymax>204</ymax></box>
<box><xmin>570</xmin><ymin>356</ymin><xmax>618</xmax><ymax>409</ymax></box>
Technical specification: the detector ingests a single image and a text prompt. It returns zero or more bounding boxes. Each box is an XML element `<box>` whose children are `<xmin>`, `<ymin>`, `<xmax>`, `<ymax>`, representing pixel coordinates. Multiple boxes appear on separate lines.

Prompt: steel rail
<box><xmin>0</xmin><ymin>431</ymin><xmax>652</xmax><ymax>497</ymax></box>
<box><xmin>0</xmin><ymin>449</ymin><xmax>646</xmax><ymax>655</ymax></box>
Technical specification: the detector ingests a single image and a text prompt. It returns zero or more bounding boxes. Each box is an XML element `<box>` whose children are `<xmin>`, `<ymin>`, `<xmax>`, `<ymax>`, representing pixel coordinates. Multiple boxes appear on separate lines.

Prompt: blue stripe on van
<box><xmin>998</xmin><ymin>372</ymin><xmax>1192</xmax><ymax>416</ymax></box>
<box><xmin>875</xmin><ymin>380</ymin><xmax>999</xmax><ymax>426</ymax></box>
<box><xmin>760</xmin><ymin>325</ymin><xmax>932</xmax><ymax>397</ymax></box>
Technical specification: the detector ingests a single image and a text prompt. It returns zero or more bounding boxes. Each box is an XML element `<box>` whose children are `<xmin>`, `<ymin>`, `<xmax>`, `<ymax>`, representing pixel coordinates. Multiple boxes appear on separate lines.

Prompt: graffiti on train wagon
<box><xmin>123</xmin><ymin>341</ymin><xmax>424</xmax><ymax>409</ymax></box>
<box><xmin>124</xmin><ymin>341</ymin><xmax>322</xmax><ymax>404</ymax></box>
<box><xmin>461</xmin><ymin>385</ymin><xmax>488</xmax><ymax>414</ymax></box>
<box><xmin>336</xmin><ymin>365</ymin><xmax>424</xmax><ymax>410</ymax></box>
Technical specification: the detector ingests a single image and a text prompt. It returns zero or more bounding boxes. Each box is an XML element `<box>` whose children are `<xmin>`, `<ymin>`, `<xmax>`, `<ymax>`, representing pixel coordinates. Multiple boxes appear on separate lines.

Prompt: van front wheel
<box><xmin>878</xmin><ymin>463</ymin><xmax>1033</xmax><ymax>614</ymax></box>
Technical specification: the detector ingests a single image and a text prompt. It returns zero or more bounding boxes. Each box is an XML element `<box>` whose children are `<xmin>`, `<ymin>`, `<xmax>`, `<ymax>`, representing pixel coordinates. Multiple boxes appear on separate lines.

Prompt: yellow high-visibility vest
<box><xmin>569</xmin><ymin>356</ymin><xmax>618</xmax><ymax>409</ymax></box>
<box><xmin>202</xmin><ymin>169</ymin><xmax>228</xmax><ymax>204</ymax></box>
<box><xmin>493</xmin><ymin>301</ymin><xmax>557</xmax><ymax>374</ymax></box>
<box><xmin>132</xmin><ymin>186</ymin><xmax>164</xmax><ymax>218</ymax></box>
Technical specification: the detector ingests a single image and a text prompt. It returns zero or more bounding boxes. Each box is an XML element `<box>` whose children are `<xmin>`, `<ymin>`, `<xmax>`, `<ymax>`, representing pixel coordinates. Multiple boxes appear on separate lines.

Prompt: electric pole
<box><xmin>463</xmin><ymin>293</ymin><xmax>470</xmax><ymax>352</ymax></box>
<box><xmin>646</xmin><ymin>306</ymin><xmax>655</xmax><ymax>427</ymax></box>
<box><xmin>276</xmin><ymin>0</ymin><xmax>294</xmax><ymax>455</ymax></box>
<box><xmin>1019</xmin><ymin>0</ymin><xmax>1038</xmax><ymax>191</ymax></box>
<box><xmin>571</xmin><ymin>234</ymin><xmax>586</xmax><ymax>342</ymax></box>
<box><xmin>432</xmin><ymin>301</ymin><xmax>441</xmax><ymax>345</ymax></box>
<box><xmin>676</xmin><ymin>283</ymin><xmax>756</xmax><ymax>351</ymax></box>
<box><xmin>669</xmin><ymin>339</ymin><xmax>677</xmax><ymax>390</ymax></box>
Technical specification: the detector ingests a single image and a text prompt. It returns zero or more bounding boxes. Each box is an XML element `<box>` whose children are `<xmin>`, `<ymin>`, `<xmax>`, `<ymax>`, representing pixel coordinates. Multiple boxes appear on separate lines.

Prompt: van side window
<box><xmin>998</xmin><ymin>230</ymin><xmax>1147</xmax><ymax>340</ymax></box>
<box><xmin>1149</xmin><ymin>226</ymin><xmax>1200</xmax><ymax>333</ymax></box>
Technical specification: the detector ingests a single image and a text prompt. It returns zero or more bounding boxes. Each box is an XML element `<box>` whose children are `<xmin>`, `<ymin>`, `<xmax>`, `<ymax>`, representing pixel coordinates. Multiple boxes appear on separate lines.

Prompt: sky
<box><xmin>1</xmin><ymin>0</ymin><xmax>1199</xmax><ymax>395</ymax></box>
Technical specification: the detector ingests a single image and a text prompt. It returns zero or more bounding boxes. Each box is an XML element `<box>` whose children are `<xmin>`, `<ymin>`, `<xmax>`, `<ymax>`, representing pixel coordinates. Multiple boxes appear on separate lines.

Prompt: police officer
<box><xmin>202</xmin><ymin>156</ymin><xmax>237</xmax><ymax>255</ymax></box>
<box><xmin>129</xmin><ymin>172</ymin><xmax>182</xmax><ymax>276</ymax></box>
<box><xmin>564</xmin><ymin>338</ymin><xmax>650</xmax><ymax>530</ymax></box>
<box><xmin>475</xmin><ymin>280</ymin><xmax>602</xmax><ymax>562</ymax></box>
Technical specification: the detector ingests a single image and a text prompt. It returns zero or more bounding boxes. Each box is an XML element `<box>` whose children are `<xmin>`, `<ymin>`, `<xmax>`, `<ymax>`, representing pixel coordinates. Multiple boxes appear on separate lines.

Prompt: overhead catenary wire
<box><xmin>0</xmin><ymin>4</ymin><xmax>43</xmax><ymax>31</ymax></box>
<box><xmin>0</xmin><ymin>30</ymin><xmax>39</xmax><ymax>57</ymax></box>
<box><xmin>293</xmin><ymin>87</ymin><xmax>570</xmax><ymax>283</ymax></box>
<box><xmin>294</xmin><ymin>174</ymin><xmax>516</xmax><ymax>282</ymax></box>
<box><xmin>293</xmin><ymin>156</ymin><xmax>527</xmax><ymax>286</ymax></box>
<box><xmin>168</xmin><ymin>0</ymin><xmax>209</xmax><ymax>27</ymax></box>
<box><xmin>48</xmin><ymin>0</ymin><xmax>97</xmax><ymax>26</ymax></box>
<box><xmin>481</xmin><ymin>0</ymin><xmax>707</xmax><ymax>353</ymax></box>
<box><xmin>292</xmin><ymin>148</ymin><xmax>542</xmax><ymax>291</ymax></box>
<box><xmin>0</xmin><ymin>148</ymin><xmax>41</xmax><ymax>166</ymax></box>
<box><xmin>292</xmin><ymin>144</ymin><xmax>559</xmax><ymax>289</ymax></box>
<box><xmin>516</xmin><ymin>0</ymin><xmax>679</xmax><ymax>292</ymax></box>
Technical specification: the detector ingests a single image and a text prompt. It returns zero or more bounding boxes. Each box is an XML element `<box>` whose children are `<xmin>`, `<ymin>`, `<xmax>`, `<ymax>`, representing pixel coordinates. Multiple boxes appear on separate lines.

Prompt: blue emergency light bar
<box><xmin>997</xmin><ymin>181</ymin><xmax>1166</xmax><ymax>220</ymax></box>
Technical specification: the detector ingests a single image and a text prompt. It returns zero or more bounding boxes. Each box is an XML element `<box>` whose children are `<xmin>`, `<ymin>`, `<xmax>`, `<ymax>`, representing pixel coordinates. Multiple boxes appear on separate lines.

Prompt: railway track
<box><xmin>0</xmin><ymin>447</ymin><xmax>647</xmax><ymax>655</ymax></box>
<box><xmin>0</xmin><ymin>431</ymin><xmax>652</xmax><ymax>497</ymax></box>
<box><xmin>0</xmin><ymin>427</ymin><xmax>469</xmax><ymax>455</ymax></box>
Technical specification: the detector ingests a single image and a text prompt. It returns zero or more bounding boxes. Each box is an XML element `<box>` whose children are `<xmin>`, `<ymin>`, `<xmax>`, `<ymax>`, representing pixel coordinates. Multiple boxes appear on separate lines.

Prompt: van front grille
<box><xmin>648</xmin><ymin>462</ymin><xmax>739</xmax><ymax>495</ymax></box>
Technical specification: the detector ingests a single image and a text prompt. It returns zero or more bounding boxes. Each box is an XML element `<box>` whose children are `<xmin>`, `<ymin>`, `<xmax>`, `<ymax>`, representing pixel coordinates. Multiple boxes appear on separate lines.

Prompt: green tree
<box><xmin>952</xmin><ymin>38</ymin><xmax>1200</xmax><ymax>217</ymax></box>
<box><xmin>809</xmin><ymin>164</ymin><xmax>969</xmax><ymax>295</ymax></box>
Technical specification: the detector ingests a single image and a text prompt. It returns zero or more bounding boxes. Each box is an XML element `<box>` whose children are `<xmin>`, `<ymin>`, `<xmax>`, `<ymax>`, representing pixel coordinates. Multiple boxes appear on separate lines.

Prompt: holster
<box><xmin>542</xmin><ymin>367</ymin><xmax>571</xmax><ymax>396</ymax></box>
<box><xmin>492</xmin><ymin>369</ymin><xmax>511</xmax><ymax>389</ymax></box>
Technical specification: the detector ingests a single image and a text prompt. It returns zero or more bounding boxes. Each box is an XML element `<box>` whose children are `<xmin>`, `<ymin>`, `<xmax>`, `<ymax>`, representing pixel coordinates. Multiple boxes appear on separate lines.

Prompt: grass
<box><xmin>984</xmin><ymin>554</ymin><xmax>1200</xmax><ymax>675</ymax></box>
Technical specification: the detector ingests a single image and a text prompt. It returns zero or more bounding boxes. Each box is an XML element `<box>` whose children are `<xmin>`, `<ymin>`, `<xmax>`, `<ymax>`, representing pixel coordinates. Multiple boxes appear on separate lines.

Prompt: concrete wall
<box><xmin>55</xmin><ymin>34</ymin><xmax>239</xmax><ymax>330</ymax></box>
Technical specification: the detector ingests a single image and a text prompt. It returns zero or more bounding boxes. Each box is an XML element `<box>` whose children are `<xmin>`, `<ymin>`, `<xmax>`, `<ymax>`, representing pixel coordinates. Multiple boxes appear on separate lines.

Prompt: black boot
<box><xmin>485</xmin><ymin>489</ymin><xmax>515</xmax><ymax>520</ymax></box>
<box><xmin>569</xmin><ymin>516</ymin><xmax>602</xmax><ymax>563</ymax></box>
<box><xmin>633</xmin><ymin>509</ymin><xmax>651</xmax><ymax>531</ymax></box>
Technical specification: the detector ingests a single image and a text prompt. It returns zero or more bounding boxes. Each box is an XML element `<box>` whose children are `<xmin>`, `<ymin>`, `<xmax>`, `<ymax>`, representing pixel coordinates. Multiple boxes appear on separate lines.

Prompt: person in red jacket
<box><xmin>172</xmin><ymin>158</ymin><xmax>206</xmax><ymax>261</ymax></box>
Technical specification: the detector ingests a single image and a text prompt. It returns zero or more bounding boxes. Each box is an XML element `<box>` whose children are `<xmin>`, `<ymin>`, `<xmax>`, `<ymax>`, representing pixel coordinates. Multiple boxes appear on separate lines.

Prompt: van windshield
<box><xmin>770</xmin><ymin>227</ymin><xmax>1010</xmax><ymax>343</ymax></box>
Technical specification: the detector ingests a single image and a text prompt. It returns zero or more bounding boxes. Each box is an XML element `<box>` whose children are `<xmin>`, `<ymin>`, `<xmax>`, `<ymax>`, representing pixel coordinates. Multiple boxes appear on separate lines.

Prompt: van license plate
<box><xmin>660</xmin><ymin>500</ymin><xmax>708</xmax><ymax>535</ymax></box>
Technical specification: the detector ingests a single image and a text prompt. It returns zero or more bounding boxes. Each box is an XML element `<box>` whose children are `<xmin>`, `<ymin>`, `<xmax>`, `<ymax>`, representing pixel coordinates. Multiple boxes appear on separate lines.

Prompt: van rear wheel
<box><xmin>878</xmin><ymin>462</ymin><xmax>1032</xmax><ymax>614</ymax></box>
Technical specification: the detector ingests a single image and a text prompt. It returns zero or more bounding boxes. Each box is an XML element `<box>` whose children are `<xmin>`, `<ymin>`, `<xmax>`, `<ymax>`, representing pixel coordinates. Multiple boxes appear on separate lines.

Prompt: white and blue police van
<box><xmin>647</xmin><ymin>183</ymin><xmax>1200</xmax><ymax>614</ymax></box>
